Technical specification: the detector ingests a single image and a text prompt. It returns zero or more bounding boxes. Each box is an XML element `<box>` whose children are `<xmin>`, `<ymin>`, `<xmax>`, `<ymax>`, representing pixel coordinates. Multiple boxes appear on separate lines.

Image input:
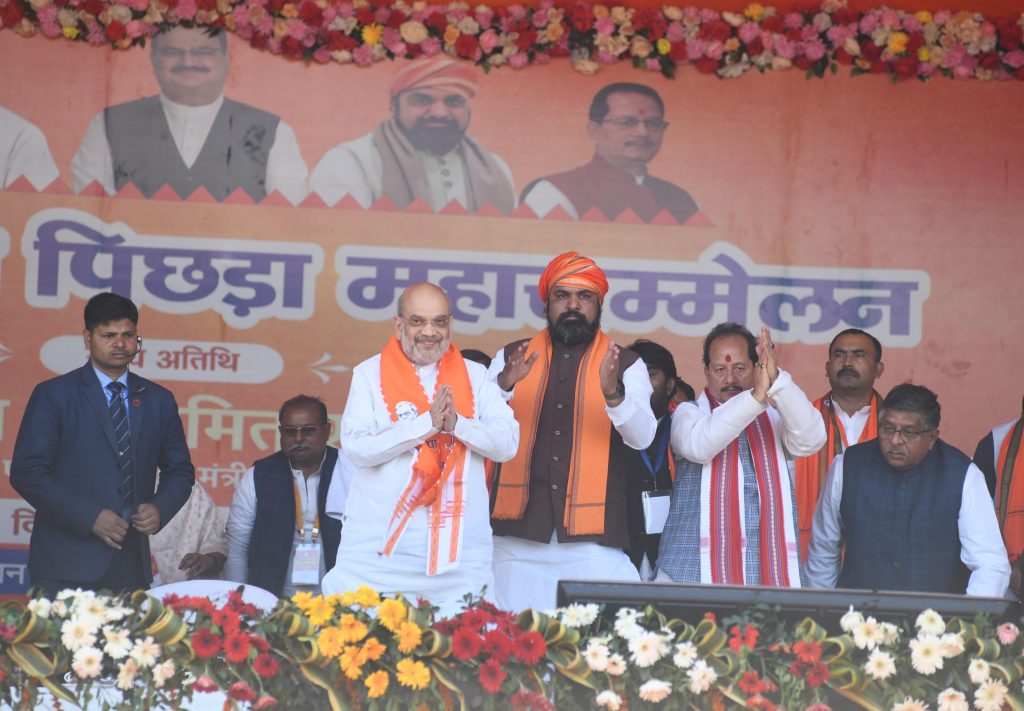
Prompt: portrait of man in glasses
<box><xmin>520</xmin><ymin>82</ymin><xmax>700</xmax><ymax>224</ymax></box>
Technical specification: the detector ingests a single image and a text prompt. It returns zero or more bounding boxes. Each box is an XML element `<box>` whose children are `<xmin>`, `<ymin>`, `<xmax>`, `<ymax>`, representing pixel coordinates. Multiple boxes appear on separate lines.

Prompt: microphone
<box><xmin>128</xmin><ymin>337</ymin><xmax>143</xmax><ymax>361</ymax></box>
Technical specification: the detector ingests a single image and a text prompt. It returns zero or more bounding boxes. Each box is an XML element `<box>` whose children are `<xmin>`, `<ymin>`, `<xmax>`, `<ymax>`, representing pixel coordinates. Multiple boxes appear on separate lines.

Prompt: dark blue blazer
<box><xmin>10</xmin><ymin>362</ymin><xmax>195</xmax><ymax>583</ymax></box>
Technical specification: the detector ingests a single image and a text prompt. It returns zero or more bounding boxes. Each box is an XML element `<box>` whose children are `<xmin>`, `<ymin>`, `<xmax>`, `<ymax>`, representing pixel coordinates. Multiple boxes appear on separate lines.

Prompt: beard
<box><xmin>548</xmin><ymin>309</ymin><xmax>600</xmax><ymax>346</ymax></box>
<box><xmin>401</xmin><ymin>116</ymin><xmax>465</xmax><ymax>155</ymax></box>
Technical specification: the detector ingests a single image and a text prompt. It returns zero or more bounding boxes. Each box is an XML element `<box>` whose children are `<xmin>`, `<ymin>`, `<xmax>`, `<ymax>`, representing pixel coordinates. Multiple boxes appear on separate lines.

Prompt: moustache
<box><xmin>170</xmin><ymin>66</ymin><xmax>210</xmax><ymax>74</ymax></box>
<box><xmin>837</xmin><ymin>367</ymin><xmax>859</xmax><ymax>377</ymax></box>
<box><xmin>288</xmin><ymin>444</ymin><xmax>311</xmax><ymax>452</ymax></box>
<box><xmin>625</xmin><ymin>139</ymin><xmax>656</xmax><ymax>148</ymax></box>
<box><xmin>415</xmin><ymin>117</ymin><xmax>457</xmax><ymax>130</ymax></box>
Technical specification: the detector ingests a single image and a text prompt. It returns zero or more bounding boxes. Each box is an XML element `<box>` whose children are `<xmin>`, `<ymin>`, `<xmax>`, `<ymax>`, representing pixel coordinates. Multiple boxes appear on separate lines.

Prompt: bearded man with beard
<box><xmin>310</xmin><ymin>58</ymin><xmax>516</xmax><ymax>214</ymax></box>
<box><xmin>656</xmin><ymin>322</ymin><xmax>824</xmax><ymax>588</ymax></box>
<box><xmin>488</xmin><ymin>252</ymin><xmax>656</xmax><ymax>612</ymax></box>
<box><xmin>321</xmin><ymin>283</ymin><xmax>518</xmax><ymax>616</ymax></box>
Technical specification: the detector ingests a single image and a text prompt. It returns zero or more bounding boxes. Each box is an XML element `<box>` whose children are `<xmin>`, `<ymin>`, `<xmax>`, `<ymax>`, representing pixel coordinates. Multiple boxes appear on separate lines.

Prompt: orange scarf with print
<box><xmin>491</xmin><ymin>330</ymin><xmax>612</xmax><ymax>536</ymax></box>
<box><xmin>794</xmin><ymin>391</ymin><xmax>880</xmax><ymax>561</ymax></box>
<box><xmin>996</xmin><ymin>418</ymin><xmax>1024</xmax><ymax>562</ymax></box>
<box><xmin>378</xmin><ymin>336</ymin><xmax>474</xmax><ymax>575</ymax></box>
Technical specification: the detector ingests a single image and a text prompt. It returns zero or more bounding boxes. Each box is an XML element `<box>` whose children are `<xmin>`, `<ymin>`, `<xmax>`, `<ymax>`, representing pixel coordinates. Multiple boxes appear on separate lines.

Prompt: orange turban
<box><xmin>390</xmin><ymin>58</ymin><xmax>479</xmax><ymax>100</ymax></box>
<box><xmin>538</xmin><ymin>251</ymin><xmax>609</xmax><ymax>303</ymax></box>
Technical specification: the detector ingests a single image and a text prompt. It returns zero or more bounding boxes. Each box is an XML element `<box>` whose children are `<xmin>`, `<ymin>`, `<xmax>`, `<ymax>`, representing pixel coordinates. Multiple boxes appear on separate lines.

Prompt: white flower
<box><xmin>936</xmin><ymin>688</ymin><xmax>968</xmax><ymax>711</ymax></box>
<box><xmin>560</xmin><ymin>603</ymin><xmax>600</xmax><ymax>628</ymax></box>
<box><xmin>615</xmin><ymin>607</ymin><xmax>640</xmax><ymax>622</ymax></box>
<box><xmin>916</xmin><ymin>609</ymin><xmax>946</xmax><ymax>636</ymax></box>
<box><xmin>71</xmin><ymin>646</ymin><xmax>104</xmax><ymax>679</ymax></box>
<box><xmin>103</xmin><ymin>628</ymin><xmax>132</xmax><ymax>660</ymax></box>
<box><xmin>50</xmin><ymin>600</ymin><xmax>68</xmax><ymax>618</ymax></box>
<box><xmin>687</xmin><ymin>659</ymin><xmax>718</xmax><ymax>694</ymax></box>
<box><xmin>613</xmin><ymin>610</ymin><xmax>643</xmax><ymax>641</ymax></box>
<box><xmin>892</xmin><ymin>696</ymin><xmax>929</xmax><ymax>711</ymax></box>
<box><xmin>910</xmin><ymin>635</ymin><xmax>944</xmax><ymax>675</ymax></box>
<box><xmin>638</xmin><ymin>679</ymin><xmax>672</xmax><ymax>703</ymax></box>
<box><xmin>61</xmin><ymin>617</ymin><xmax>98</xmax><ymax>652</ymax></box>
<box><xmin>840</xmin><ymin>606</ymin><xmax>864</xmax><ymax>633</ymax></box>
<box><xmin>974</xmin><ymin>679</ymin><xmax>1008</xmax><ymax>711</ymax></box>
<box><xmin>152</xmin><ymin>659</ymin><xmax>175</xmax><ymax>689</ymax></box>
<box><xmin>864</xmin><ymin>649</ymin><xmax>897</xmax><ymax>681</ymax></box>
<box><xmin>130</xmin><ymin>636</ymin><xmax>161</xmax><ymax>668</ymax></box>
<box><xmin>56</xmin><ymin>588</ymin><xmax>81</xmax><ymax>602</ymax></box>
<box><xmin>881</xmin><ymin>622</ymin><xmax>901</xmax><ymax>646</ymax></box>
<box><xmin>27</xmin><ymin>598</ymin><xmax>51</xmax><ymax>619</ymax></box>
<box><xmin>116</xmin><ymin>659</ymin><xmax>139</xmax><ymax>691</ymax></box>
<box><xmin>628</xmin><ymin>631</ymin><xmax>669</xmax><ymax>668</ymax></box>
<box><xmin>939</xmin><ymin>633</ymin><xmax>964</xmax><ymax>658</ymax></box>
<box><xmin>673</xmin><ymin>641</ymin><xmax>698</xmax><ymax>669</ymax></box>
<box><xmin>967</xmin><ymin>659</ymin><xmax>991</xmax><ymax>685</ymax></box>
<box><xmin>595</xmin><ymin>690</ymin><xmax>623</xmax><ymax>710</ymax></box>
<box><xmin>605</xmin><ymin>653</ymin><xmax>627</xmax><ymax>676</ymax></box>
<box><xmin>584</xmin><ymin>641</ymin><xmax>610</xmax><ymax>672</ymax></box>
<box><xmin>853</xmin><ymin>616</ymin><xmax>886</xmax><ymax>650</ymax></box>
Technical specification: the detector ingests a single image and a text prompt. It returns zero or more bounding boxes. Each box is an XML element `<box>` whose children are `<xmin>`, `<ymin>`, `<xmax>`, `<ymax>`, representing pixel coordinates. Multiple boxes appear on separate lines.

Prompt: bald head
<box><xmin>394</xmin><ymin>282</ymin><xmax>453</xmax><ymax>366</ymax></box>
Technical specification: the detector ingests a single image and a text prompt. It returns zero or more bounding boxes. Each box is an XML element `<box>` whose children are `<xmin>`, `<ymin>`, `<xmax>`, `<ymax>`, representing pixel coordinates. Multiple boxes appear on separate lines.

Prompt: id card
<box><xmin>641</xmin><ymin>490</ymin><xmax>671</xmax><ymax>535</ymax></box>
<box><xmin>291</xmin><ymin>541</ymin><xmax>320</xmax><ymax>586</ymax></box>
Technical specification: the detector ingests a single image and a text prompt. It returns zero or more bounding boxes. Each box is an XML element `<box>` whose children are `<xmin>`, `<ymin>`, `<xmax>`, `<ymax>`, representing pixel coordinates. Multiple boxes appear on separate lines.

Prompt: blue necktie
<box><xmin>107</xmin><ymin>382</ymin><xmax>134</xmax><ymax>516</ymax></box>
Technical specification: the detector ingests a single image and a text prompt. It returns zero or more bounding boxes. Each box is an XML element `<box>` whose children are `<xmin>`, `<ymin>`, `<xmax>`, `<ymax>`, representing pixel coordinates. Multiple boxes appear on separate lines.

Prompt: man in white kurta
<box><xmin>322</xmin><ymin>283</ymin><xmax>518</xmax><ymax>616</ymax></box>
<box><xmin>656</xmin><ymin>323</ymin><xmax>826</xmax><ymax>587</ymax></box>
<box><xmin>0</xmin><ymin>105</ymin><xmax>59</xmax><ymax>190</ymax></box>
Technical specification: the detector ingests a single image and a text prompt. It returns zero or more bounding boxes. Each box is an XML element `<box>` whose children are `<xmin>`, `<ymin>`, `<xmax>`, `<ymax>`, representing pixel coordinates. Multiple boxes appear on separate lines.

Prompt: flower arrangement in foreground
<box><xmin>0</xmin><ymin>0</ymin><xmax>1022</xmax><ymax>83</ymax></box>
<box><xmin>0</xmin><ymin>585</ymin><xmax>1023</xmax><ymax>710</ymax></box>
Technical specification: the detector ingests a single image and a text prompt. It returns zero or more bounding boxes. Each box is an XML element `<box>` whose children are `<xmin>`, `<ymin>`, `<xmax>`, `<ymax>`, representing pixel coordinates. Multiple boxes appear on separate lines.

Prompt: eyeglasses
<box><xmin>279</xmin><ymin>425</ymin><xmax>324</xmax><ymax>437</ymax></box>
<box><xmin>401</xmin><ymin>315</ymin><xmax>451</xmax><ymax>330</ymax></box>
<box><xmin>155</xmin><ymin>47</ymin><xmax>224</xmax><ymax>60</ymax></box>
<box><xmin>878</xmin><ymin>425</ymin><xmax>935</xmax><ymax>442</ymax></box>
<box><xmin>601</xmin><ymin>117</ymin><xmax>670</xmax><ymax>133</ymax></box>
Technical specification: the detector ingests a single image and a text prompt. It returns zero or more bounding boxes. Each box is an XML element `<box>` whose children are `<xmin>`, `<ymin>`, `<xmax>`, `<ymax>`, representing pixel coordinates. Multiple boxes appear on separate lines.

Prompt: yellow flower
<box><xmin>353</xmin><ymin>586</ymin><xmax>381</xmax><ymax>609</ymax></box>
<box><xmin>362</xmin><ymin>637</ymin><xmax>387</xmax><ymax>661</ymax></box>
<box><xmin>443</xmin><ymin>25</ymin><xmax>460</xmax><ymax>45</ymax></box>
<box><xmin>304</xmin><ymin>596</ymin><xmax>336</xmax><ymax>626</ymax></box>
<box><xmin>395</xmin><ymin>621</ymin><xmax>423</xmax><ymax>653</ymax></box>
<box><xmin>744</xmin><ymin>3</ymin><xmax>765</xmax><ymax>22</ymax></box>
<box><xmin>62</xmin><ymin>26</ymin><xmax>79</xmax><ymax>39</ymax></box>
<box><xmin>340</xmin><ymin>591</ymin><xmax>357</xmax><ymax>608</ymax></box>
<box><xmin>915</xmin><ymin>10</ymin><xmax>933</xmax><ymax>24</ymax></box>
<box><xmin>280</xmin><ymin>2</ymin><xmax>298</xmax><ymax>18</ymax></box>
<box><xmin>318</xmin><ymin>626</ymin><xmax>345</xmax><ymax>658</ymax></box>
<box><xmin>656</xmin><ymin>38</ymin><xmax>671</xmax><ymax>55</ymax></box>
<box><xmin>365</xmin><ymin>670</ymin><xmax>389</xmax><ymax>699</ymax></box>
<box><xmin>292</xmin><ymin>591</ymin><xmax>314</xmax><ymax>609</ymax></box>
<box><xmin>378</xmin><ymin>598</ymin><xmax>407</xmax><ymax>632</ymax></box>
<box><xmin>396</xmin><ymin>658</ymin><xmax>431</xmax><ymax>690</ymax></box>
<box><xmin>338</xmin><ymin>614</ymin><xmax>369</xmax><ymax>644</ymax></box>
<box><xmin>339</xmin><ymin>645</ymin><xmax>368</xmax><ymax>679</ymax></box>
<box><xmin>917</xmin><ymin>47</ymin><xmax>930</xmax><ymax>61</ymax></box>
<box><xmin>362</xmin><ymin>23</ymin><xmax>383</xmax><ymax>45</ymax></box>
<box><xmin>887</xmin><ymin>31</ymin><xmax>908</xmax><ymax>54</ymax></box>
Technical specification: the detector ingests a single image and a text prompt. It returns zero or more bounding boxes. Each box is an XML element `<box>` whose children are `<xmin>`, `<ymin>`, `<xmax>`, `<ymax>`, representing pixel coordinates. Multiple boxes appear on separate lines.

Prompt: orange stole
<box><xmin>491</xmin><ymin>330</ymin><xmax>613</xmax><ymax>536</ymax></box>
<box><xmin>378</xmin><ymin>337</ymin><xmax>474</xmax><ymax>574</ymax></box>
<box><xmin>794</xmin><ymin>392</ymin><xmax>879</xmax><ymax>561</ymax></box>
<box><xmin>996</xmin><ymin>418</ymin><xmax>1024</xmax><ymax>562</ymax></box>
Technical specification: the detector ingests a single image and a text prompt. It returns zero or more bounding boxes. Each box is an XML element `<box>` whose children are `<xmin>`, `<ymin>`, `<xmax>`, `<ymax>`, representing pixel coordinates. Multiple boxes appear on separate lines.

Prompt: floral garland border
<box><xmin>1</xmin><ymin>0</ymin><xmax>1024</xmax><ymax>82</ymax></box>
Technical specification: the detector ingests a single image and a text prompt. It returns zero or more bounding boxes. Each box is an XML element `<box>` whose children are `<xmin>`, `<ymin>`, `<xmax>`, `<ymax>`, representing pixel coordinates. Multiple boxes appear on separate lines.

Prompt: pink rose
<box><xmin>420</xmin><ymin>37</ymin><xmax>441</xmax><ymax>55</ymax></box>
<box><xmin>287</xmin><ymin>20</ymin><xmax>307</xmax><ymax>40</ymax></box>
<box><xmin>232</xmin><ymin>7</ymin><xmax>251</xmax><ymax>27</ymax></box>
<box><xmin>699</xmin><ymin>9</ymin><xmax>720</xmax><ymax>23</ymax></box>
<box><xmin>783</xmin><ymin>12</ymin><xmax>803</xmax><ymax>30</ymax></box>
<box><xmin>532</xmin><ymin>10</ymin><xmax>548</xmax><ymax>28</ymax></box>
<box><xmin>176</xmin><ymin>0</ymin><xmax>196</xmax><ymax>21</ymax></box>
<box><xmin>127</xmin><ymin>0</ymin><xmax>147</xmax><ymax>10</ymax></box>
<box><xmin>645</xmin><ymin>57</ymin><xmax>661</xmax><ymax>71</ymax></box>
<box><xmin>802</xmin><ymin>38</ymin><xmax>826</xmax><ymax>60</ymax></box>
<box><xmin>507</xmin><ymin>51</ymin><xmax>528</xmax><ymax>68</ymax></box>
<box><xmin>705</xmin><ymin>40</ymin><xmax>723</xmax><ymax>59</ymax></box>
<box><xmin>686</xmin><ymin>38</ymin><xmax>706</xmax><ymax>57</ymax></box>
<box><xmin>507</xmin><ymin>5</ymin><xmax>526</xmax><ymax>21</ymax></box>
<box><xmin>827</xmin><ymin>25</ymin><xmax>854</xmax><ymax>45</ymax></box>
<box><xmin>337</xmin><ymin>3</ymin><xmax>353</xmax><ymax>19</ymax></box>
<box><xmin>859</xmin><ymin>14</ymin><xmax>879</xmax><ymax>33</ymax></box>
<box><xmin>474</xmin><ymin>7</ymin><xmax>493</xmax><ymax>26</ymax></box>
<box><xmin>901</xmin><ymin>16</ymin><xmax>921</xmax><ymax>32</ymax></box>
<box><xmin>597</xmin><ymin>49</ymin><xmax>618</xmax><ymax>63</ymax></box>
<box><xmin>953</xmin><ymin>64</ymin><xmax>973</xmax><ymax>79</ymax></box>
<box><xmin>87</xmin><ymin>26</ymin><xmax>107</xmax><ymax>45</ymax></box>
<box><xmin>534</xmin><ymin>51</ymin><xmax>551</xmax><ymax>64</ymax></box>
<box><xmin>980</xmin><ymin>22</ymin><xmax>997</xmax><ymax>39</ymax></box>
<box><xmin>918</xmin><ymin>62</ymin><xmax>936</xmax><ymax>78</ymax></box>
<box><xmin>267</xmin><ymin>38</ymin><xmax>282</xmax><ymax>54</ymax></box>
<box><xmin>374</xmin><ymin>7</ymin><xmax>390</xmax><ymax>24</ymax></box>
<box><xmin>1005</xmin><ymin>50</ymin><xmax>1024</xmax><ymax>68</ymax></box>
<box><xmin>352</xmin><ymin>43</ymin><xmax>374</xmax><ymax>65</ymax></box>
<box><xmin>774</xmin><ymin>35</ymin><xmax>795</xmax><ymax>59</ymax></box>
<box><xmin>595</xmin><ymin>17</ymin><xmax>615</xmax><ymax>36</ymax></box>
<box><xmin>933</xmin><ymin>11</ymin><xmax>951</xmax><ymax>24</ymax></box>
<box><xmin>382</xmin><ymin>26</ymin><xmax>400</xmax><ymax>46</ymax></box>
<box><xmin>881</xmin><ymin>10</ymin><xmax>900</xmax><ymax>29</ymax></box>
<box><xmin>255</xmin><ymin>17</ymin><xmax>274</xmax><ymax>35</ymax></box>
<box><xmin>667</xmin><ymin>21</ymin><xmax>686</xmax><ymax>42</ymax></box>
<box><xmin>313</xmin><ymin>46</ymin><xmax>331</xmax><ymax>63</ymax></box>
<box><xmin>125</xmin><ymin>19</ymin><xmax>145</xmax><ymax>37</ymax></box>
<box><xmin>997</xmin><ymin>623</ymin><xmax>1020</xmax><ymax>645</ymax></box>
<box><xmin>738</xmin><ymin>22</ymin><xmax>760</xmax><ymax>44</ymax></box>
<box><xmin>479</xmin><ymin>28</ymin><xmax>499</xmax><ymax>52</ymax></box>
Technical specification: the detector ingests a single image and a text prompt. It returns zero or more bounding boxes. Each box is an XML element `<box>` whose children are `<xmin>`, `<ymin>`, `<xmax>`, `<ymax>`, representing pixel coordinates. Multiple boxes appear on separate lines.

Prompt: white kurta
<box><xmin>0</xmin><ymin>106</ymin><xmax>59</xmax><ymax>190</ymax></box>
<box><xmin>322</xmin><ymin>355</ymin><xmax>519</xmax><ymax>617</ymax></box>
<box><xmin>309</xmin><ymin>132</ymin><xmax>515</xmax><ymax>210</ymax></box>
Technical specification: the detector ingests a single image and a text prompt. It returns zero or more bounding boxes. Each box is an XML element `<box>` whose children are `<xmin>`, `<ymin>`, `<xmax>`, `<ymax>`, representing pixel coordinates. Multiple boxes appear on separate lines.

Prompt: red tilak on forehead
<box><xmin>725</xmin><ymin>354</ymin><xmax>731</xmax><ymax>362</ymax></box>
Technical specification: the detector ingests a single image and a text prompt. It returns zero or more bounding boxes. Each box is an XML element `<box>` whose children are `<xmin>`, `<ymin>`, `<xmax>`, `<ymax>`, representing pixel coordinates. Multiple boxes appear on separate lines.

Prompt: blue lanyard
<box><xmin>640</xmin><ymin>423</ymin><xmax>671</xmax><ymax>486</ymax></box>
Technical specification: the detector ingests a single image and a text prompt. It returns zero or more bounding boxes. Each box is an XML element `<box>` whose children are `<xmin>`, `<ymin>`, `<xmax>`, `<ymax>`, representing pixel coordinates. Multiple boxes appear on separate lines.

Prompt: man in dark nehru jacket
<box><xmin>807</xmin><ymin>383</ymin><xmax>1009</xmax><ymax>596</ymax></box>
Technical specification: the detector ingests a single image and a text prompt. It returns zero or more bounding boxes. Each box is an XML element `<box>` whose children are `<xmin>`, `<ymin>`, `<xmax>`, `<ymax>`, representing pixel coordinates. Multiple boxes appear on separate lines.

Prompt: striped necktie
<box><xmin>107</xmin><ymin>382</ymin><xmax>134</xmax><ymax>515</ymax></box>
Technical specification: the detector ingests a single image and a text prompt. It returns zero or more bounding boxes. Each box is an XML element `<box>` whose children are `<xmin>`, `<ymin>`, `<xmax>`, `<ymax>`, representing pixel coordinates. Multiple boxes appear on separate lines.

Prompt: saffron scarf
<box><xmin>996</xmin><ymin>417</ymin><xmax>1024</xmax><ymax>561</ymax></box>
<box><xmin>702</xmin><ymin>389</ymin><xmax>798</xmax><ymax>587</ymax></box>
<box><xmin>378</xmin><ymin>336</ymin><xmax>474</xmax><ymax>575</ymax></box>
<box><xmin>794</xmin><ymin>391</ymin><xmax>880</xmax><ymax>561</ymax></box>
<box><xmin>491</xmin><ymin>329</ymin><xmax>612</xmax><ymax>536</ymax></box>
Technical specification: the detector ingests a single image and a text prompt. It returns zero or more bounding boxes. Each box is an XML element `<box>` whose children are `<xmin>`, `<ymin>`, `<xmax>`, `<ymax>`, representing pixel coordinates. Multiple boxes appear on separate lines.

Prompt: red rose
<box><xmin>281</xmin><ymin>35</ymin><xmax>305</xmax><ymax>59</ymax></box>
<box><xmin>762</xmin><ymin>16</ymin><xmax>783</xmax><ymax>34</ymax></box>
<box><xmin>698</xmin><ymin>20</ymin><xmax>731</xmax><ymax>43</ymax></box>
<box><xmin>794</xmin><ymin>2</ymin><xmax>818</xmax><ymax>15</ymax></box>
<box><xmin>979</xmin><ymin>52</ymin><xmax>1000</xmax><ymax>70</ymax></box>
<box><xmin>253</xmin><ymin>653</ymin><xmax>280</xmax><ymax>678</ymax></box>
<box><xmin>869</xmin><ymin>59</ymin><xmax>887</xmax><ymax>73</ymax></box>
<box><xmin>81</xmin><ymin>0</ymin><xmax>103</xmax><ymax>15</ymax></box>
<box><xmin>105</xmin><ymin>20</ymin><xmax>126</xmax><ymax>41</ymax></box>
<box><xmin>424</xmin><ymin>12</ymin><xmax>448</xmax><ymax>34</ymax></box>
<box><xmin>386</xmin><ymin>9</ymin><xmax>406</xmax><ymax>28</ymax></box>
<box><xmin>831</xmin><ymin>8</ymin><xmax>858</xmax><ymax>25</ymax></box>
<box><xmin>355</xmin><ymin>7</ymin><xmax>374</xmax><ymax>25</ymax></box>
<box><xmin>784</xmin><ymin>27</ymin><xmax>802</xmax><ymax>43</ymax></box>
<box><xmin>892</xmin><ymin>57</ymin><xmax>917</xmax><ymax>77</ymax></box>
<box><xmin>549</xmin><ymin>41</ymin><xmax>569</xmax><ymax>58</ymax></box>
<box><xmin>191</xmin><ymin>628</ymin><xmax>222</xmax><ymax>659</ymax></box>
<box><xmin>482</xmin><ymin>630</ymin><xmax>514</xmax><ymax>663</ymax></box>
<box><xmin>745</xmin><ymin>36</ymin><xmax>765</xmax><ymax>56</ymax></box>
<box><xmin>478</xmin><ymin>658</ymin><xmax>507</xmax><ymax>694</ymax></box>
<box><xmin>196</xmin><ymin>0</ymin><xmax>215</xmax><ymax>11</ymax></box>
<box><xmin>513</xmin><ymin>631</ymin><xmax>546</xmax><ymax>665</ymax></box>
<box><xmin>454</xmin><ymin>33</ymin><xmax>479</xmax><ymax>59</ymax></box>
<box><xmin>669</xmin><ymin>42</ymin><xmax>687</xmax><ymax>61</ymax></box>
<box><xmin>266</xmin><ymin>0</ymin><xmax>285</xmax><ymax>13</ymax></box>
<box><xmin>1017</xmin><ymin>67</ymin><xmax>1024</xmax><ymax>80</ymax></box>
<box><xmin>514</xmin><ymin>26</ymin><xmax>536</xmax><ymax>52</ymax></box>
<box><xmin>998</xmin><ymin>23</ymin><xmax>1022</xmax><ymax>51</ymax></box>
<box><xmin>451</xmin><ymin>627</ymin><xmax>483</xmax><ymax>661</ymax></box>
<box><xmin>297</xmin><ymin>1</ymin><xmax>322</xmax><ymax>25</ymax></box>
<box><xmin>327</xmin><ymin>32</ymin><xmax>358</xmax><ymax>52</ymax></box>
<box><xmin>406</xmin><ymin>43</ymin><xmax>423</xmax><ymax>58</ymax></box>
<box><xmin>793</xmin><ymin>55</ymin><xmax>813</xmax><ymax>70</ymax></box>
<box><xmin>696</xmin><ymin>56</ymin><xmax>719</xmax><ymax>74</ymax></box>
<box><xmin>905</xmin><ymin>32</ymin><xmax>925</xmax><ymax>53</ymax></box>
<box><xmin>250</xmin><ymin>33</ymin><xmax>268</xmax><ymax>50</ymax></box>
<box><xmin>228</xmin><ymin>681</ymin><xmax>258</xmax><ymax>703</ymax></box>
<box><xmin>860</xmin><ymin>42</ymin><xmax>881</xmax><ymax>61</ymax></box>
<box><xmin>567</xmin><ymin>5</ymin><xmax>592</xmax><ymax>32</ymax></box>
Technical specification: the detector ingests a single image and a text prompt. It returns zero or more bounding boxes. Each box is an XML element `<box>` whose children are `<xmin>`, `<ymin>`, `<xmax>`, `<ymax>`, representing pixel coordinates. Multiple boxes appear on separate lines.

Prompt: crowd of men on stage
<box><xmin>9</xmin><ymin>252</ymin><xmax>1022</xmax><ymax>613</ymax></box>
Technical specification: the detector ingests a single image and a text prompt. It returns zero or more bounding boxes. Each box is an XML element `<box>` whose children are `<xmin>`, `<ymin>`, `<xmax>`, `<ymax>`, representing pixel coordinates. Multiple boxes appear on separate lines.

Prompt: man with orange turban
<box><xmin>311</xmin><ymin>58</ymin><xmax>516</xmax><ymax>214</ymax></box>
<box><xmin>488</xmin><ymin>251</ymin><xmax>656</xmax><ymax>612</ymax></box>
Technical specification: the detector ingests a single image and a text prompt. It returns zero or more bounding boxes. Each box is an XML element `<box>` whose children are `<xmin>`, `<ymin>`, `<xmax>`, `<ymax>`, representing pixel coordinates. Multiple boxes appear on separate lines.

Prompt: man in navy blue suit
<box><xmin>11</xmin><ymin>292</ymin><xmax>195</xmax><ymax>596</ymax></box>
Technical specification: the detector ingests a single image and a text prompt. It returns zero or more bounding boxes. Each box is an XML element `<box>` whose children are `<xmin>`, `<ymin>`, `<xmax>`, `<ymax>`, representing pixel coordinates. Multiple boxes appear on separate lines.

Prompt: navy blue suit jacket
<box><xmin>10</xmin><ymin>362</ymin><xmax>195</xmax><ymax>583</ymax></box>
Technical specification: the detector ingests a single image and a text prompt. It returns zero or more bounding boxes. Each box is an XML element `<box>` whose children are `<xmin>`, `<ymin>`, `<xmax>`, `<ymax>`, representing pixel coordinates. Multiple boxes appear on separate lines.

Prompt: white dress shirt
<box><xmin>0</xmin><ymin>106</ymin><xmax>59</xmax><ymax>190</ymax></box>
<box><xmin>806</xmin><ymin>453</ymin><xmax>1011</xmax><ymax>597</ymax></box>
<box><xmin>834</xmin><ymin>402</ymin><xmax>872</xmax><ymax>445</ymax></box>
<box><xmin>71</xmin><ymin>94</ymin><xmax>309</xmax><ymax>204</ymax></box>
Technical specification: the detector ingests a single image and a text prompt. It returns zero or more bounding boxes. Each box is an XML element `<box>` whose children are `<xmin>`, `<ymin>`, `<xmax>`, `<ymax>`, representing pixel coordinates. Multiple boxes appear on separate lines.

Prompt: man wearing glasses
<box><xmin>807</xmin><ymin>384</ymin><xmax>1009</xmax><ymax>596</ymax></box>
<box><xmin>321</xmin><ymin>282</ymin><xmax>518</xmax><ymax>616</ymax></box>
<box><xmin>521</xmin><ymin>82</ymin><xmax>701</xmax><ymax>224</ymax></box>
<box><xmin>72</xmin><ymin>26</ymin><xmax>308</xmax><ymax>203</ymax></box>
<box><xmin>225</xmin><ymin>395</ymin><xmax>348</xmax><ymax>597</ymax></box>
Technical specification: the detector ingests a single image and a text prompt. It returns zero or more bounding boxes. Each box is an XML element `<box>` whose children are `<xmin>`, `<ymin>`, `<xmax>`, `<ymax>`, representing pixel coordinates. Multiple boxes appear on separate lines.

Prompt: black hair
<box><xmin>702</xmin><ymin>322</ymin><xmax>757</xmax><ymax>367</ymax></box>
<box><xmin>588</xmin><ymin>82</ymin><xmax>665</xmax><ymax>123</ymax></box>
<box><xmin>880</xmin><ymin>384</ymin><xmax>941</xmax><ymax>430</ymax></box>
<box><xmin>84</xmin><ymin>292</ymin><xmax>138</xmax><ymax>330</ymax></box>
<box><xmin>279</xmin><ymin>395</ymin><xmax>329</xmax><ymax>424</ymax></box>
<box><xmin>460</xmin><ymin>349</ymin><xmax>492</xmax><ymax>368</ymax></box>
<box><xmin>829</xmin><ymin>328</ymin><xmax>883</xmax><ymax>362</ymax></box>
<box><xmin>626</xmin><ymin>339</ymin><xmax>677</xmax><ymax>382</ymax></box>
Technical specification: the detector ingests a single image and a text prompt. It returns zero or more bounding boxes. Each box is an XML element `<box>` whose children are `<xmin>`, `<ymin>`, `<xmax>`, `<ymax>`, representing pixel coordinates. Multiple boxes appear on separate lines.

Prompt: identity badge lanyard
<box><xmin>640</xmin><ymin>425</ymin><xmax>673</xmax><ymax>535</ymax></box>
<box><xmin>640</xmin><ymin>424</ymin><xmax>671</xmax><ymax>490</ymax></box>
<box><xmin>291</xmin><ymin>478</ymin><xmax>320</xmax><ymax>586</ymax></box>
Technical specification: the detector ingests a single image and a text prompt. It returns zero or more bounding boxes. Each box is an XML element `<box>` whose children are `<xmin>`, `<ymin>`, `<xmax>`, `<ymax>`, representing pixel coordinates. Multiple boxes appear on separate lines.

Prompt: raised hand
<box><xmin>497</xmin><ymin>342</ymin><xmax>539</xmax><ymax>391</ymax></box>
<box><xmin>599</xmin><ymin>342</ymin><xmax>623</xmax><ymax>406</ymax></box>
